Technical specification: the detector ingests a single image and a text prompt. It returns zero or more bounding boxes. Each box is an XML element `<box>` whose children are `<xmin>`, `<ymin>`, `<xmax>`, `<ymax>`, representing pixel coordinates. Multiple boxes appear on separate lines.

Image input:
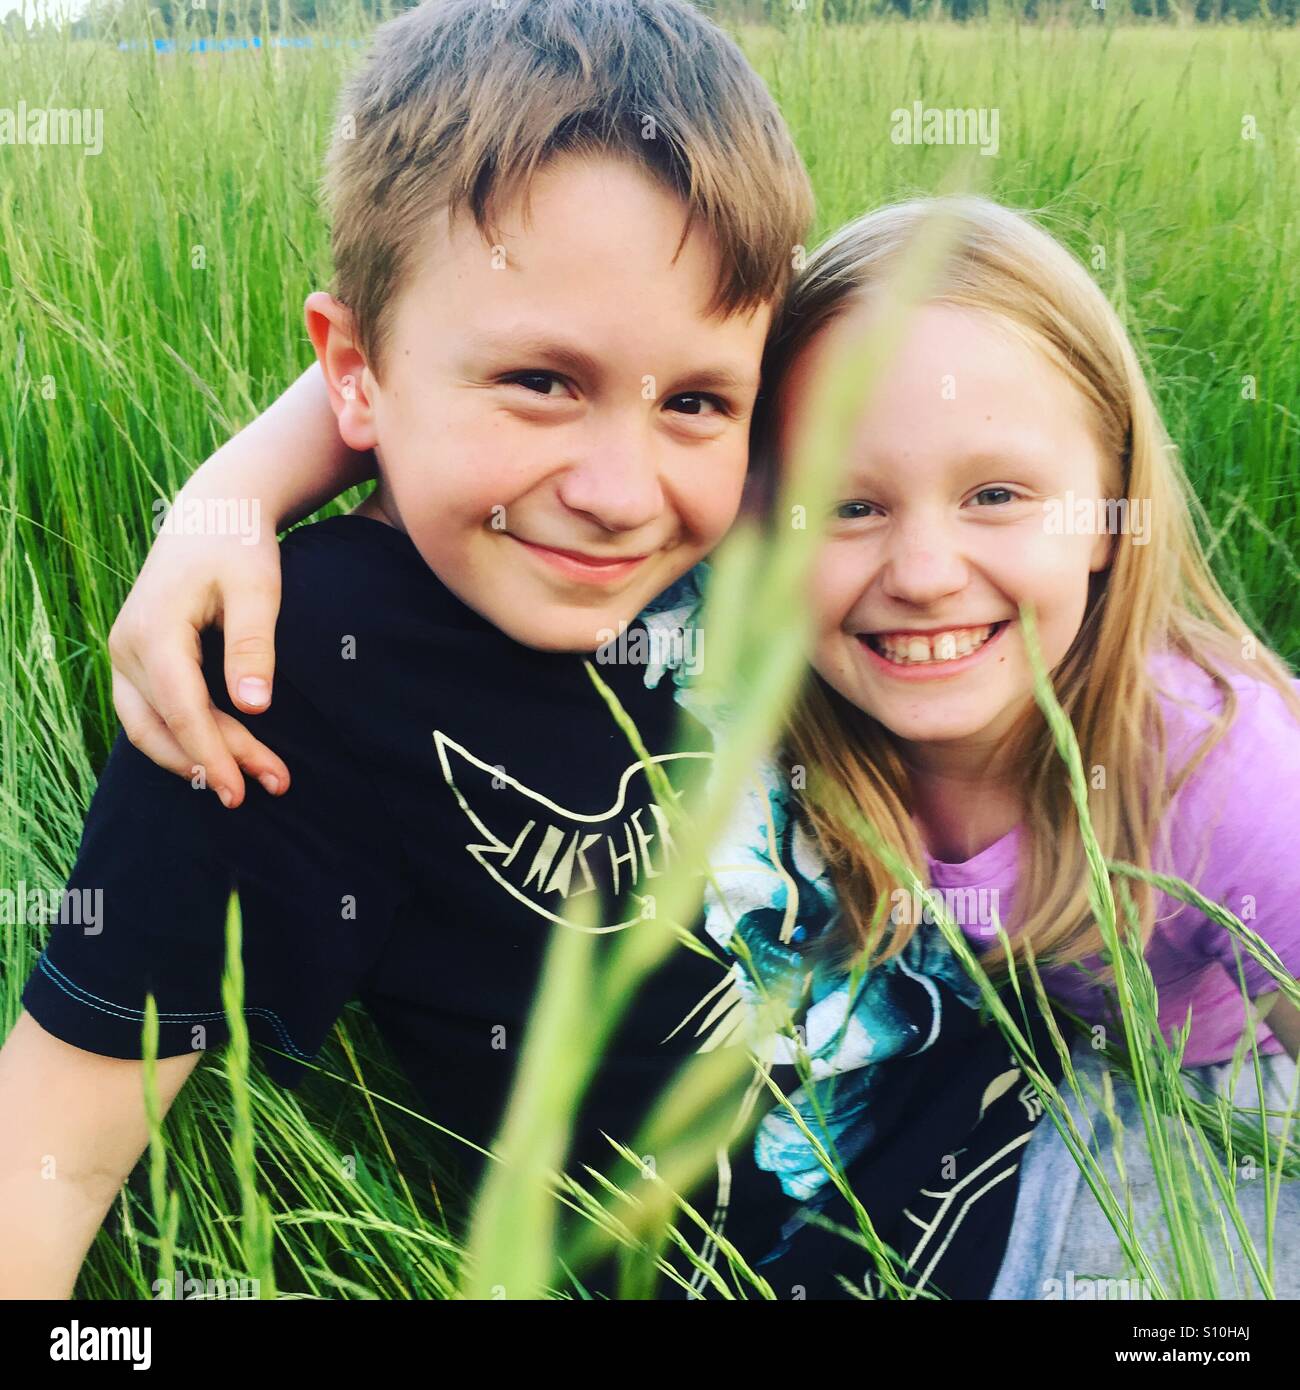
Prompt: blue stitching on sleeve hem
<box><xmin>33</xmin><ymin>952</ymin><xmax>314</xmax><ymax>1060</ymax></box>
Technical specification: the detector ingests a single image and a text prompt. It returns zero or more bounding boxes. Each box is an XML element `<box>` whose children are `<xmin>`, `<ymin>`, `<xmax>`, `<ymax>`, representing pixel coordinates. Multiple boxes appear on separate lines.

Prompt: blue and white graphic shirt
<box><xmin>638</xmin><ymin>565</ymin><xmax>985</xmax><ymax>1204</ymax></box>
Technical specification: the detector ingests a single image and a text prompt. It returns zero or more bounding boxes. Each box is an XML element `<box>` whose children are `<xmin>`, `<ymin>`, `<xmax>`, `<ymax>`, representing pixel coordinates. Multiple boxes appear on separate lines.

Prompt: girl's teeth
<box><xmin>872</xmin><ymin>624</ymin><xmax>997</xmax><ymax>665</ymax></box>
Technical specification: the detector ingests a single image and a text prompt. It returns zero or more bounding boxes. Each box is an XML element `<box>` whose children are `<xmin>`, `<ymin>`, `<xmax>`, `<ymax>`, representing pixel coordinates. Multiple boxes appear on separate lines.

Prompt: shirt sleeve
<box><xmin>20</xmin><ymin>637</ymin><xmax>408</xmax><ymax>1090</ymax></box>
<box><xmin>1163</xmin><ymin>671</ymin><xmax>1300</xmax><ymax>1000</ymax></box>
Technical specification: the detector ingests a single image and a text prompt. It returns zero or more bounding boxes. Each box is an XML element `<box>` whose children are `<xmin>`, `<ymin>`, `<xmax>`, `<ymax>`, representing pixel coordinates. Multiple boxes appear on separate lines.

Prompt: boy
<box><xmin>0</xmin><ymin>0</ymin><xmax>813</xmax><ymax>1299</ymax></box>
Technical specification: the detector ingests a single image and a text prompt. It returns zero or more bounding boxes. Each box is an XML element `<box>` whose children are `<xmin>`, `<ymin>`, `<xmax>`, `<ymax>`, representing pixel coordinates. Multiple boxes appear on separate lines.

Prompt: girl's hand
<box><xmin>108</xmin><ymin>514</ymin><xmax>290</xmax><ymax>809</ymax></box>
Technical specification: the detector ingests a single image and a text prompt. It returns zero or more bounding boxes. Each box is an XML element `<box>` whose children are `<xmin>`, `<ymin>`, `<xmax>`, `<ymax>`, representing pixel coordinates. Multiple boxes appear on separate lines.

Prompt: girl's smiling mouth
<box><xmin>856</xmin><ymin>619</ymin><xmax>1012</xmax><ymax>678</ymax></box>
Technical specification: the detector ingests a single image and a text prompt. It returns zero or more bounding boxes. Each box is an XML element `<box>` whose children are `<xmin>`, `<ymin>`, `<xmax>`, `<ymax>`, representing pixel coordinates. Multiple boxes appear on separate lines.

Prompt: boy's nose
<box><xmin>556</xmin><ymin>431</ymin><xmax>665</xmax><ymax>533</ymax></box>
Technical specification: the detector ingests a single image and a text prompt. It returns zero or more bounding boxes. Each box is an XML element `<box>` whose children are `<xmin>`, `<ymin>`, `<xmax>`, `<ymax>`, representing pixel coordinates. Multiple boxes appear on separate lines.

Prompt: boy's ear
<box><xmin>304</xmin><ymin>291</ymin><xmax>379</xmax><ymax>452</ymax></box>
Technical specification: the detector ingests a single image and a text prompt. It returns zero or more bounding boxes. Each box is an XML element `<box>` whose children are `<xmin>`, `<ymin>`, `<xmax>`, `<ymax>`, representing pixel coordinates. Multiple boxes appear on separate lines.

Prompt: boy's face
<box><xmin>312</xmin><ymin>153</ymin><xmax>772</xmax><ymax>651</ymax></box>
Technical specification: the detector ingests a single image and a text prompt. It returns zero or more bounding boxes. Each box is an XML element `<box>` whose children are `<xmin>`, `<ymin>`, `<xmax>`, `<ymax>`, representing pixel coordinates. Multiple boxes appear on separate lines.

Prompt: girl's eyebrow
<box><xmin>953</xmin><ymin>446</ymin><xmax>1051</xmax><ymax>473</ymax></box>
<box><xmin>956</xmin><ymin>455</ymin><xmax>1045</xmax><ymax>478</ymax></box>
<box><xmin>840</xmin><ymin>444</ymin><xmax>1055</xmax><ymax>491</ymax></box>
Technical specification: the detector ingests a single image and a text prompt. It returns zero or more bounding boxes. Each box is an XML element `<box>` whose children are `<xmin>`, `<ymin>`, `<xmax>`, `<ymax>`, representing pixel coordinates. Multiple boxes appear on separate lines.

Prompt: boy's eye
<box><xmin>971</xmin><ymin>486</ymin><xmax>1016</xmax><ymax>506</ymax></box>
<box><xmin>502</xmin><ymin>371</ymin><xmax>567</xmax><ymax>397</ymax></box>
<box><xmin>667</xmin><ymin>392</ymin><xmax>728</xmax><ymax>417</ymax></box>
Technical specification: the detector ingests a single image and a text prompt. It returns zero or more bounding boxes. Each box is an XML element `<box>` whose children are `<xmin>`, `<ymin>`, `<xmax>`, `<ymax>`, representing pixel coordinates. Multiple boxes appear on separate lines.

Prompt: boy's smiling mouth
<box><xmin>508</xmin><ymin>534</ymin><xmax>654</xmax><ymax>586</ymax></box>
<box><xmin>857</xmin><ymin>619</ymin><xmax>1012</xmax><ymax>674</ymax></box>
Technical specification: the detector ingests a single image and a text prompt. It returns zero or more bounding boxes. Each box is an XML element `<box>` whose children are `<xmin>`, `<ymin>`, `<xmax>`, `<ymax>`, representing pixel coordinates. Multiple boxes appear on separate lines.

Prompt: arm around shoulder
<box><xmin>108</xmin><ymin>361</ymin><xmax>377</xmax><ymax>806</ymax></box>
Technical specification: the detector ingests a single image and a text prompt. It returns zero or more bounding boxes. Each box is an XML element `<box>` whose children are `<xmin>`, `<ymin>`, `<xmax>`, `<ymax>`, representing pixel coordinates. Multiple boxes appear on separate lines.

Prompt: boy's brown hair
<box><xmin>323</xmin><ymin>0</ymin><xmax>814</xmax><ymax>378</ymax></box>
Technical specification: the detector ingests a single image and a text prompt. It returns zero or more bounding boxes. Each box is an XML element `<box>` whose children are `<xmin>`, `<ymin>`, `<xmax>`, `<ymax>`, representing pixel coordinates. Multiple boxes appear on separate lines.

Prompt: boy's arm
<box><xmin>14</xmin><ymin>624</ymin><xmax>406</xmax><ymax>1300</ymax></box>
<box><xmin>0</xmin><ymin>1010</ymin><xmax>202</xmax><ymax>1299</ymax></box>
<box><xmin>109</xmin><ymin>362</ymin><xmax>374</xmax><ymax>809</ymax></box>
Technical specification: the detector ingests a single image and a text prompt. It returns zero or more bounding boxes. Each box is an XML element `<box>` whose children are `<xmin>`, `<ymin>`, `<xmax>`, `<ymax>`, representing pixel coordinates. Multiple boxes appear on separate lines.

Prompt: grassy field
<box><xmin>2</xmin><ymin>10</ymin><xmax>1299</xmax><ymax>1299</ymax></box>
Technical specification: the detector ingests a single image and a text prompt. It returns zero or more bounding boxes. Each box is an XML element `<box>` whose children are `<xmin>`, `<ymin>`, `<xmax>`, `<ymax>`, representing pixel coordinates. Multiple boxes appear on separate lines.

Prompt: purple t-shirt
<box><xmin>927</xmin><ymin>651</ymin><xmax>1300</xmax><ymax>1067</ymax></box>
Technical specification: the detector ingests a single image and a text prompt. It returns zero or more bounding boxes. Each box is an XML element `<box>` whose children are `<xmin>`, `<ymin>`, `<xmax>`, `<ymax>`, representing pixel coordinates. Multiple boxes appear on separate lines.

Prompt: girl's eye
<box><xmin>502</xmin><ymin>371</ymin><xmax>567</xmax><ymax>397</ymax></box>
<box><xmin>667</xmin><ymin>392</ymin><xmax>728</xmax><ymax>417</ymax></box>
<box><xmin>971</xmin><ymin>486</ymin><xmax>1016</xmax><ymax>506</ymax></box>
<box><xmin>833</xmin><ymin>500</ymin><xmax>882</xmax><ymax>521</ymax></box>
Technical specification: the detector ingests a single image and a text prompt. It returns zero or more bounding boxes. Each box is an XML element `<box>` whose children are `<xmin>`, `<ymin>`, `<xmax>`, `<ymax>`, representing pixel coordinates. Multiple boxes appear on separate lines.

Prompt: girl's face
<box><xmin>780</xmin><ymin>301</ymin><xmax>1115</xmax><ymax>763</ymax></box>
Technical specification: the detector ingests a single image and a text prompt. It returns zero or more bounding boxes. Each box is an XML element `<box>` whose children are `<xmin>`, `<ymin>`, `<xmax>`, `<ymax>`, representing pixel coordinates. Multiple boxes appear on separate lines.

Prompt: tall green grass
<box><xmin>3</xmin><ymin>9</ymin><xmax>1298</xmax><ymax>1299</ymax></box>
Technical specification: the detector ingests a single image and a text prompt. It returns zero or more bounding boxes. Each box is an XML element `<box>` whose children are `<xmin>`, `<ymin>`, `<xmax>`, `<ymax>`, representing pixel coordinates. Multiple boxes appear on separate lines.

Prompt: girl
<box><xmin>108</xmin><ymin>197</ymin><xmax>1300</xmax><ymax>1299</ymax></box>
<box><xmin>727</xmin><ymin>193</ymin><xmax>1300</xmax><ymax>1297</ymax></box>
<box><xmin>764</xmin><ymin>195</ymin><xmax>1300</xmax><ymax>1060</ymax></box>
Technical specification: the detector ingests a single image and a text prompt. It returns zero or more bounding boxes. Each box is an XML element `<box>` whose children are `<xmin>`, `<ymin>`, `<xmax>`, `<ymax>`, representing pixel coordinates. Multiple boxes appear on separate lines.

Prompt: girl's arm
<box><xmin>1254</xmin><ymin>991</ymin><xmax>1300</xmax><ymax>1062</ymax></box>
<box><xmin>108</xmin><ymin>363</ymin><xmax>374</xmax><ymax>809</ymax></box>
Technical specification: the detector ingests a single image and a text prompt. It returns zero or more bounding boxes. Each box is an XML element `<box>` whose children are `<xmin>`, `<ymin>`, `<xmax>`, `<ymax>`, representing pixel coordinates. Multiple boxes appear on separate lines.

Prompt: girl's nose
<box><xmin>878</xmin><ymin>518</ymin><xmax>969</xmax><ymax>606</ymax></box>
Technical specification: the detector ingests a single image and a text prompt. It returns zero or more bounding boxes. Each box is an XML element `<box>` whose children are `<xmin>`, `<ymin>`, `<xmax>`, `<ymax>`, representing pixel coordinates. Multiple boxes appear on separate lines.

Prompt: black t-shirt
<box><xmin>721</xmin><ymin>974</ymin><xmax>1066</xmax><ymax>1301</ymax></box>
<box><xmin>22</xmin><ymin>514</ymin><xmax>1061</xmax><ymax>1299</ymax></box>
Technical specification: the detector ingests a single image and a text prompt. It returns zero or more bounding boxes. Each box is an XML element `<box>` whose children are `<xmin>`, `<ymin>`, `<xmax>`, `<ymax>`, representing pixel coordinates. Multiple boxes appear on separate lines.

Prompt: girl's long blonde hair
<box><xmin>755</xmin><ymin>195</ymin><xmax>1300</xmax><ymax>982</ymax></box>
